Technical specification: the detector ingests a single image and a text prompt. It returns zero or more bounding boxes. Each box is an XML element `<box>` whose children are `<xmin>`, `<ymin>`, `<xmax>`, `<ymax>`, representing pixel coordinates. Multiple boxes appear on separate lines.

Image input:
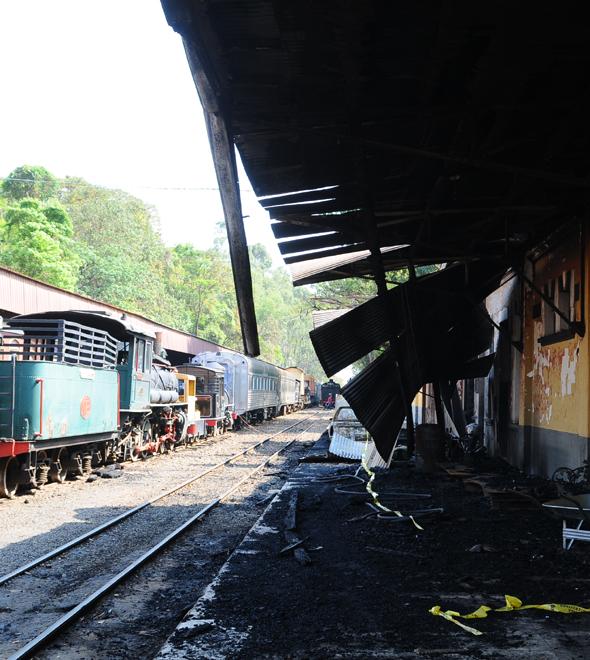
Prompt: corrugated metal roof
<box><xmin>0</xmin><ymin>266</ymin><xmax>220</xmax><ymax>356</ymax></box>
<box><xmin>165</xmin><ymin>0</ymin><xmax>590</xmax><ymax>287</ymax></box>
<box><xmin>288</xmin><ymin>245</ymin><xmax>407</xmax><ymax>284</ymax></box>
<box><xmin>310</xmin><ymin>261</ymin><xmax>503</xmax><ymax>377</ymax></box>
<box><xmin>311</xmin><ymin>309</ymin><xmax>351</xmax><ymax>330</ymax></box>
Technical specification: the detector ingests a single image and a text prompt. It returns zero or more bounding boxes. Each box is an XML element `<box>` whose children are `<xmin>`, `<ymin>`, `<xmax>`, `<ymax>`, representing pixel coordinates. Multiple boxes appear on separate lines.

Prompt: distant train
<box><xmin>0</xmin><ymin>310</ymin><xmax>318</xmax><ymax>498</ymax></box>
<box><xmin>192</xmin><ymin>352</ymin><xmax>305</xmax><ymax>427</ymax></box>
<box><xmin>320</xmin><ymin>379</ymin><xmax>341</xmax><ymax>405</ymax></box>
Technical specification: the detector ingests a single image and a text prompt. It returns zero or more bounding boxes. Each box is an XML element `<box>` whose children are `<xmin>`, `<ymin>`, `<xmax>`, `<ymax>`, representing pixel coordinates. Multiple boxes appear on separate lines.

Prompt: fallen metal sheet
<box><xmin>338</xmin><ymin>282</ymin><xmax>498</xmax><ymax>461</ymax></box>
<box><xmin>328</xmin><ymin>431</ymin><xmax>388</xmax><ymax>469</ymax></box>
<box><xmin>310</xmin><ymin>261</ymin><xmax>505</xmax><ymax>377</ymax></box>
<box><xmin>342</xmin><ymin>348</ymin><xmax>419</xmax><ymax>461</ymax></box>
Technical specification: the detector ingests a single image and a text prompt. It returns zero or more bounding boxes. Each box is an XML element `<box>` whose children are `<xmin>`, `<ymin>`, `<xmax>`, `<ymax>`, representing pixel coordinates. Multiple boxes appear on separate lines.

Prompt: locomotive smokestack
<box><xmin>154</xmin><ymin>331</ymin><xmax>163</xmax><ymax>357</ymax></box>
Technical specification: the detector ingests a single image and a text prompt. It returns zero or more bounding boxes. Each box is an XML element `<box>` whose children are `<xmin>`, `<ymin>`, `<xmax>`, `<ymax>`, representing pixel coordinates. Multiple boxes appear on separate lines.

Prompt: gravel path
<box><xmin>0</xmin><ymin>410</ymin><xmax>330</xmax><ymax>659</ymax></box>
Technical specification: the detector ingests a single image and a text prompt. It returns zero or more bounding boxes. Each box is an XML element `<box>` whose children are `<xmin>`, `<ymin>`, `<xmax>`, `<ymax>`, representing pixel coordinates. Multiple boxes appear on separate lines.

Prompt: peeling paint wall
<box><xmin>418</xmin><ymin>225</ymin><xmax>589</xmax><ymax>477</ymax></box>
<box><xmin>501</xmin><ymin>225</ymin><xmax>589</xmax><ymax>476</ymax></box>
<box><xmin>520</xmin><ymin>230</ymin><xmax>587</xmax><ymax>443</ymax></box>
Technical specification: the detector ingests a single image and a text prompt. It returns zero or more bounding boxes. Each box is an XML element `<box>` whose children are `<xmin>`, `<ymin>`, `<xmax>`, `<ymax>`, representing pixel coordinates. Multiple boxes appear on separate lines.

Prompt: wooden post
<box><xmin>366</xmin><ymin>210</ymin><xmax>416</xmax><ymax>457</ymax></box>
<box><xmin>433</xmin><ymin>381</ymin><xmax>446</xmax><ymax>435</ymax></box>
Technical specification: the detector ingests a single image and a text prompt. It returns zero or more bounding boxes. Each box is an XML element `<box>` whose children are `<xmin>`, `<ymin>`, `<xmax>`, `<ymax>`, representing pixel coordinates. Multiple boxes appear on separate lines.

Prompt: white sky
<box><xmin>0</xmin><ymin>0</ymin><xmax>282</xmax><ymax>263</ymax></box>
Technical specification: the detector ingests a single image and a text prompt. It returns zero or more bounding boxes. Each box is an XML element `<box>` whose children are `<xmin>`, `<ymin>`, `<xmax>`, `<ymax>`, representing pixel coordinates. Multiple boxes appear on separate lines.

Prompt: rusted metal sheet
<box><xmin>0</xmin><ymin>267</ymin><xmax>219</xmax><ymax>357</ymax></box>
<box><xmin>311</xmin><ymin>261</ymin><xmax>504</xmax><ymax>377</ymax></box>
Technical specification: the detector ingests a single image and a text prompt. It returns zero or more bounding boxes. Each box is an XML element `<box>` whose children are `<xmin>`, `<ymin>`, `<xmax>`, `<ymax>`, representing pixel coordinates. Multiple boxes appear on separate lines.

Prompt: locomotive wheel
<box><xmin>138</xmin><ymin>419</ymin><xmax>152</xmax><ymax>460</ymax></box>
<box><xmin>49</xmin><ymin>448</ymin><xmax>69</xmax><ymax>484</ymax></box>
<box><xmin>0</xmin><ymin>456</ymin><xmax>20</xmax><ymax>498</ymax></box>
<box><xmin>176</xmin><ymin>411</ymin><xmax>188</xmax><ymax>443</ymax></box>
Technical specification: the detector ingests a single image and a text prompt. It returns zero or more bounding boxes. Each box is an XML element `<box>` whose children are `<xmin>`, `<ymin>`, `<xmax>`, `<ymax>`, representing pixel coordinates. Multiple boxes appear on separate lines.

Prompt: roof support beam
<box><xmin>303</xmin><ymin>129</ymin><xmax>590</xmax><ymax>189</ymax></box>
<box><xmin>167</xmin><ymin>15</ymin><xmax>261</xmax><ymax>356</ymax></box>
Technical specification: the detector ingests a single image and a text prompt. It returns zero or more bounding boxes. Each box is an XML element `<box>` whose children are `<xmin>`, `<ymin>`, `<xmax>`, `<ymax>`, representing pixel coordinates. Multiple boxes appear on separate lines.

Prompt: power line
<box><xmin>0</xmin><ymin>176</ymin><xmax>255</xmax><ymax>194</ymax></box>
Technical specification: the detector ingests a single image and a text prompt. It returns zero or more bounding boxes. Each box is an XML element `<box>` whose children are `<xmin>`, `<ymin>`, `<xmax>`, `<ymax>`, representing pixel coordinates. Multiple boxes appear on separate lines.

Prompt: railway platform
<box><xmin>158</xmin><ymin>435</ymin><xmax>590</xmax><ymax>659</ymax></box>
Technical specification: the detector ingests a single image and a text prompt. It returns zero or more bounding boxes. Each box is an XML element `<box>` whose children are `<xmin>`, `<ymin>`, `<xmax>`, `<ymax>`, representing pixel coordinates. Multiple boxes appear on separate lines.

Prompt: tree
<box><xmin>2</xmin><ymin>165</ymin><xmax>59</xmax><ymax>201</ymax></box>
<box><xmin>249</xmin><ymin>243</ymin><xmax>272</xmax><ymax>271</ymax></box>
<box><xmin>167</xmin><ymin>243</ymin><xmax>242</xmax><ymax>347</ymax></box>
<box><xmin>0</xmin><ymin>198</ymin><xmax>80</xmax><ymax>288</ymax></box>
<box><xmin>60</xmin><ymin>177</ymin><xmax>175</xmax><ymax>324</ymax></box>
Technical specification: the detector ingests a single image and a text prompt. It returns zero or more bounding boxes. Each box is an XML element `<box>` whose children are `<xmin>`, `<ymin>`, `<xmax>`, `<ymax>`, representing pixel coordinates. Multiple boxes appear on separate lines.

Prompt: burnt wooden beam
<box><xmin>300</xmin><ymin>128</ymin><xmax>590</xmax><ymax>189</ymax></box>
<box><xmin>204</xmin><ymin>112</ymin><xmax>260</xmax><ymax>356</ymax></box>
<box><xmin>164</xmin><ymin>5</ymin><xmax>260</xmax><ymax>356</ymax></box>
<box><xmin>278</xmin><ymin>233</ymin><xmax>361</xmax><ymax>255</ymax></box>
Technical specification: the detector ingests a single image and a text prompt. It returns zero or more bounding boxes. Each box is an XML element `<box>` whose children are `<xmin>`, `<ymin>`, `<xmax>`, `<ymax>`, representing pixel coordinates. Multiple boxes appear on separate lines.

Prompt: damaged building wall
<box><xmin>477</xmin><ymin>224</ymin><xmax>588</xmax><ymax>478</ymax></box>
<box><xmin>416</xmin><ymin>224</ymin><xmax>589</xmax><ymax>478</ymax></box>
<box><xmin>516</xmin><ymin>226</ymin><xmax>588</xmax><ymax>477</ymax></box>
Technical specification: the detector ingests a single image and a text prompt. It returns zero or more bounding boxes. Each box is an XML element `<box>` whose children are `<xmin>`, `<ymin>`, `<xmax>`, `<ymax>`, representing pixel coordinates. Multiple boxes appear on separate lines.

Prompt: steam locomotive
<box><xmin>0</xmin><ymin>310</ymin><xmax>314</xmax><ymax>498</ymax></box>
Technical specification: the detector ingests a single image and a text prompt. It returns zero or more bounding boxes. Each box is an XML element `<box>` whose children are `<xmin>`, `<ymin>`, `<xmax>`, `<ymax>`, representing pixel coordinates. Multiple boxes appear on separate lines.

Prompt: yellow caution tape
<box><xmin>361</xmin><ymin>436</ymin><xmax>424</xmax><ymax>531</ymax></box>
<box><xmin>430</xmin><ymin>595</ymin><xmax>590</xmax><ymax>635</ymax></box>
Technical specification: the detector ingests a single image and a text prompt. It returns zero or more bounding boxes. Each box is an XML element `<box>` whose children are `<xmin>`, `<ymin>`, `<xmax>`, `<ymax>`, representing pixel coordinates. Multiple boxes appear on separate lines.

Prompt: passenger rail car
<box><xmin>193</xmin><ymin>351</ymin><xmax>302</xmax><ymax>424</ymax></box>
<box><xmin>286</xmin><ymin>366</ymin><xmax>306</xmax><ymax>407</ymax></box>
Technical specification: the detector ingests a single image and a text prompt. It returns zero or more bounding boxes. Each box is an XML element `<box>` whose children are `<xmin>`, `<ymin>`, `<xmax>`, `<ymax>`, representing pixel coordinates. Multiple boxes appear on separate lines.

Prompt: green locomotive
<box><xmin>0</xmin><ymin>310</ymin><xmax>202</xmax><ymax>498</ymax></box>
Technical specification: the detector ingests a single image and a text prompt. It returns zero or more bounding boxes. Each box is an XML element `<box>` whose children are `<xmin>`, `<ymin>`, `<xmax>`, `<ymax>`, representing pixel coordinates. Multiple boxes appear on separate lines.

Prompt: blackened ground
<box><xmin>10</xmin><ymin>414</ymin><xmax>328</xmax><ymax>659</ymax></box>
<box><xmin>159</xmin><ymin>435</ymin><xmax>590</xmax><ymax>659</ymax></box>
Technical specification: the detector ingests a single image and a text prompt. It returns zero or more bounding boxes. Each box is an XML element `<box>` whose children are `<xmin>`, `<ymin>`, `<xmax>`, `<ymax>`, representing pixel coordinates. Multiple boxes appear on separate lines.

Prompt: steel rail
<box><xmin>9</xmin><ymin>418</ymin><xmax>320</xmax><ymax>660</ymax></box>
<box><xmin>0</xmin><ymin>412</ymin><xmax>319</xmax><ymax>587</ymax></box>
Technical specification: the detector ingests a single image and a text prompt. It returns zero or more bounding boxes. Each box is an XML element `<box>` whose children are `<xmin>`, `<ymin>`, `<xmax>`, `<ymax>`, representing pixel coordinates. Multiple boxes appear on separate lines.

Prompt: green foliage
<box><xmin>2</xmin><ymin>165</ymin><xmax>59</xmax><ymax>201</ymax></box>
<box><xmin>0</xmin><ymin>165</ymin><xmax>328</xmax><ymax>378</ymax></box>
<box><xmin>313</xmin><ymin>277</ymin><xmax>378</xmax><ymax>309</ymax></box>
<box><xmin>168</xmin><ymin>243</ymin><xmax>241</xmax><ymax>347</ymax></box>
<box><xmin>60</xmin><ymin>177</ymin><xmax>174</xmax><ymax>324</ymax></box>
<box><xmin>0</xmin><ymin>198</ymin><xmax>80</xmax><ymax>288</ymax></box>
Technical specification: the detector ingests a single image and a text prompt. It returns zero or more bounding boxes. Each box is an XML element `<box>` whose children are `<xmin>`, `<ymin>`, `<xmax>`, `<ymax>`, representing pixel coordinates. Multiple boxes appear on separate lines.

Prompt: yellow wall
<box><xmin>519</xmin><ymin>226</ymin><xmax>589</xmax><ymax>438</ymax></box>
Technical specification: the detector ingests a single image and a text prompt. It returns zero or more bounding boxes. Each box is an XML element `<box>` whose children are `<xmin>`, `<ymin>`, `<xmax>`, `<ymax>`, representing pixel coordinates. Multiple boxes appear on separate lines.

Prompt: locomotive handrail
<box><xmin>34</xmin><ymin>378</ymin><xmax>44</xmax><ymax>438</ymax></box>
<box><xmin>10</xmin><ymin>353</ymin><xmax>16</xmax><ymax>439</ymax></box>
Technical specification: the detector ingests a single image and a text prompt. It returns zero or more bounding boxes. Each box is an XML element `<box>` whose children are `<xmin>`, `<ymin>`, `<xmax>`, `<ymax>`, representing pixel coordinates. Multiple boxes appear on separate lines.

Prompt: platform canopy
<box><xmin>163</xmin><ymin>0</ymin><xmax>590</xmax><ymax>353</ymax></box>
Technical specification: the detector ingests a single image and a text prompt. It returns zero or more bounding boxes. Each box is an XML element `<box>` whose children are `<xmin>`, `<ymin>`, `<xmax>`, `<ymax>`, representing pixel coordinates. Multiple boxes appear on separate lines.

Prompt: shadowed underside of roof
<box><xmin>162</xmin><ymin>1</ymin><xmax>590</xmax><ymax>455</ymax></box>
<box><xmin>163</xmin><ymin>1</ymin><xmax>590</xmax><ymax>299</ymax></box>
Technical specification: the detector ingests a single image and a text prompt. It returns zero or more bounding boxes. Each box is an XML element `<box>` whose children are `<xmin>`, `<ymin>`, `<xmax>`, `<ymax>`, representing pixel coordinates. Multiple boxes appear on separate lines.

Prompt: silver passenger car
<box><xmin>192</xmin><ymin>350</ymin><xmax>301</xmax><ymax>423</ymax></box>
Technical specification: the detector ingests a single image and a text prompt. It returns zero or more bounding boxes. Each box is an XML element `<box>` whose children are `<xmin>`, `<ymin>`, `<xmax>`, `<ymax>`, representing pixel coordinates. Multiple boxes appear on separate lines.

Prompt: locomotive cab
<box><xmin>117</xmin><ymin>334</ymin><xmax>154</xmax><ymax>412</ymax></box>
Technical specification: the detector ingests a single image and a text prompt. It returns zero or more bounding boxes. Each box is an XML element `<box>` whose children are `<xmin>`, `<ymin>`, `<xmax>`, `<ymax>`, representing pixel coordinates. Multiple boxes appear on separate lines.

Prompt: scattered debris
<box><xmin>256</xmin><ymin>489</ymin><xmax>280</xmax><ymax>506</ymax></box>
<box><xmin>366</xmin><ymin>545</ymin><xmax>426</xmax><ymax>559</ymax></box>
<box><xmin>282</xmin><ymin>491</ymin><xmax>312</xmax><ymax>565</ymax></box>
<box><xmin>278</xmin><ymin>536</ymin><xmax>310</xmax><ymax>556</ymax></box>
<box><xmin>467</xmin><ymin>544</ymin><xmax>498</xmax><ymax>553</ymax></box>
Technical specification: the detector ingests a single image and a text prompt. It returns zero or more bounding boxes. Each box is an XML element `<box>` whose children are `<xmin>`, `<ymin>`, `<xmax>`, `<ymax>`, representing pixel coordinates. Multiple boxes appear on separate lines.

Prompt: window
<box><xmin>136</xmin><ymin>339</ymin><xmax>145</xmax><ymax>372</ymax></box>
<box><xmin>540</xmin><ymin>269</ymin><xmax>577</xmax><ymax>345</ymax></box>
<box><xmin>144</xmin><ymin>341</ymin><xmax>152</xmax><ymax>371</ymax></box>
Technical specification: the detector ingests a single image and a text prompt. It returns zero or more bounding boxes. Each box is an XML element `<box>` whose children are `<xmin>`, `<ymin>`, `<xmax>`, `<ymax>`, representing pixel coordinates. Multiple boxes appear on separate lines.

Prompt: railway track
<box><xmin>1</xmin><ymin>411</ymin><xmax>324</xmax><ymax>659</ymax></box>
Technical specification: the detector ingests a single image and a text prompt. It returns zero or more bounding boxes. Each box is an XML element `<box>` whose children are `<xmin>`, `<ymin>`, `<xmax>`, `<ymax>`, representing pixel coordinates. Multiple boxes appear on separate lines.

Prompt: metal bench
<box><xmin>543</xmin><ymin>494</ymin><xmax>590</xmax><ymax>550</ymax></box>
